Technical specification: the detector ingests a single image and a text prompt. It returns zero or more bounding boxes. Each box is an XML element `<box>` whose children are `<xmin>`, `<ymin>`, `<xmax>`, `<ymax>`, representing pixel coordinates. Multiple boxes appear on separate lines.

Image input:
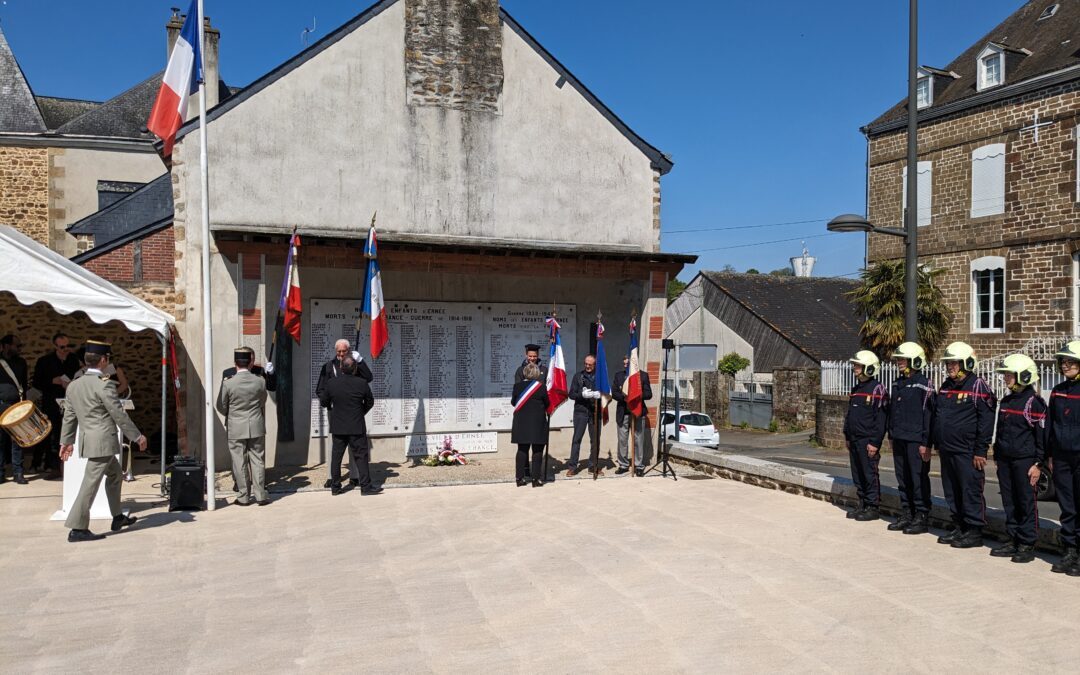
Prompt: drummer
<box><xmin>0</xmin><ymin>334</ymin><xmax>29</xmax><ymax>485</ymax></box>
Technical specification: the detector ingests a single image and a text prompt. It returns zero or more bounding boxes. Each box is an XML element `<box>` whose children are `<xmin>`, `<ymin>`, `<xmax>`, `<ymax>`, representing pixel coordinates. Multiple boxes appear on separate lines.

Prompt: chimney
<box><xmin>165</xmin><ymin>6</ymin><xmax>221</xmax><ymax>117</ymax></box>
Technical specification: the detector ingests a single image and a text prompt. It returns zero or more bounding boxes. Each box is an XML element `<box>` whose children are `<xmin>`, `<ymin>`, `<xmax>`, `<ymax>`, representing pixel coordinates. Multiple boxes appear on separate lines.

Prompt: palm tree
<box><xmin>847</xmin><ymin>260</ymin><xmax>953</xmax><ymax>357</ymax></box>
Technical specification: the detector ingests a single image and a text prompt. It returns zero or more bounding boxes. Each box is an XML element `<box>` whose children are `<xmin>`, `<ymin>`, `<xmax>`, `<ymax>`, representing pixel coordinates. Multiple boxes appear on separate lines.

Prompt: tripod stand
<box><xmin>646</xmin><ymin>340</ymin><xmax>677</xmax><ymax>480</ymax></box>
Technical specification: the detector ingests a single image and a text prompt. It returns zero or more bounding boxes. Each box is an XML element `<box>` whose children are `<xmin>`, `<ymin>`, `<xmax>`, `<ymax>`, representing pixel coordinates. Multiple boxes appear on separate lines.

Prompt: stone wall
<box><xmin>771</xmin><ymin>367</ymin><xmax>820</xmax><ymax>430</ymax></box>
<box><xmin>814</xmin><ymin>394</ymin><xmax>847</xmax><ymax>449</ymax></box>
<box><xmin>0</xmin><ymin>296</ymin><xmax>172</xmax><ymax>437</ymax></box>
<box><xmin>0</xmin><ymin>146</ymin><xmax>49</xmax><ymax>243</ymax></box>
<box><xmin>404</xmin><ymin>0</ymin><xmax>503</xmax><ymax>112</ymax></box>
<box><xmin>866</xmin><ymin>80</ymin><xmax>1080</xmax><ymax>352</ymax></box>
<box><xmin>698</xmin><ymin>371</ymin><xmax>731</xmax><ymax>427</ymax></box>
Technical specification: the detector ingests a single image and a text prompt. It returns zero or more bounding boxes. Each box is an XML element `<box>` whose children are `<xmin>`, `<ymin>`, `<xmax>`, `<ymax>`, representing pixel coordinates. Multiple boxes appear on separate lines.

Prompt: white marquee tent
<box><xmin>0</xmin><ymin>224</ymin><xmax>175</xmax><ymax>492</ymax></box>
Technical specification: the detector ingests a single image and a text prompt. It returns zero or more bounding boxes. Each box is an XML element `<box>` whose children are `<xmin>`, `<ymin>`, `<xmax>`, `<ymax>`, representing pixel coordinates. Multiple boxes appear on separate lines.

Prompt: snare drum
<box><xmin>0</xmin><ymin>400</ymin><xmax>53</xmax><ymax>448</ymax></box>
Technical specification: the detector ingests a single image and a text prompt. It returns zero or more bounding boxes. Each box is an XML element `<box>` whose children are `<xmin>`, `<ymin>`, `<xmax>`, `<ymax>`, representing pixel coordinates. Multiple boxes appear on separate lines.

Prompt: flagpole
<box><xmin>197</xmin><ymin>0</ymin><xmax>216</xmax><ymax>510</ymax></box>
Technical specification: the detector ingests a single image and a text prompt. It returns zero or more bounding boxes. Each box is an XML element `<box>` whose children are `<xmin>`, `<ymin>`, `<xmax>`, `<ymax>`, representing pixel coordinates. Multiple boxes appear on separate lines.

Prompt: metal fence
<box><xmin>821</xmin><ymin>358</ymin><xmax>1065</xmax><ymax>398</ymax></box>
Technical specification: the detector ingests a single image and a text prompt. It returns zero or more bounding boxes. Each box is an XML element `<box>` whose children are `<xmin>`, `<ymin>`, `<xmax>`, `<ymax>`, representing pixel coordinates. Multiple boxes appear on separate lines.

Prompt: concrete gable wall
<box><xmin>180</xmin><ymin>1</ymin><xmax>657</xmax><ymax>249</ymax></box>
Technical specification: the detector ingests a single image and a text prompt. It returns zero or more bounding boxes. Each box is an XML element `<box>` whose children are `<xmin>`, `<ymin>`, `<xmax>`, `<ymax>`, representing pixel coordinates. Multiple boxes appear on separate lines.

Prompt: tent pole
<box><xmin>160</xmin><ymin>336</ymin><xmax>167</xmax><ymax>498</ymax></box>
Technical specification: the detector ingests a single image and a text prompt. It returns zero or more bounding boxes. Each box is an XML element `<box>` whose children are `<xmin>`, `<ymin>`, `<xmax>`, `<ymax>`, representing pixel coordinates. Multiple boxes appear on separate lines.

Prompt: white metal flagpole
<box><xmin>197</xmin><ymin>0</ymin><xmax>216</xmax><ymax>510</ymax></box>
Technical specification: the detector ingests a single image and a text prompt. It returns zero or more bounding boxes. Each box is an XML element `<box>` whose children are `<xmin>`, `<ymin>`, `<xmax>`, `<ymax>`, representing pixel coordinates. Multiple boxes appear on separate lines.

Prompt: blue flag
<box><xmin>595</xmin><ymin>322</ymin><xmax>611</xmax><ymax>422</ymax></box>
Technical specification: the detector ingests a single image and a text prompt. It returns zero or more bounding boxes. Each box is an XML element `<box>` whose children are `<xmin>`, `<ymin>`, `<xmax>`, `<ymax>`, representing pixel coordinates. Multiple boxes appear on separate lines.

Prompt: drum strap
<box><xmin>0</xmin><ymin>358</ymin><xmax>22</xmax><ymax>400</ymax></box>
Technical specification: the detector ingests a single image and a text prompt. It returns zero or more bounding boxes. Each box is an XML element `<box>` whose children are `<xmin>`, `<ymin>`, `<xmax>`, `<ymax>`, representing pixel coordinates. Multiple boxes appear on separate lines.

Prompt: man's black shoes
<box><xmin>902</xmin><ymin>514</ymin><xmax>929</xmax><ymax>535</ymax></box>
<box><xmin>990</xmin><ymin>542</ymin><xmax>1018</xmax><ymax>558</ymax></box>
<box><xmin>110</xmin><ymin>514</ymin><xmax>137</xmax><ymax>532</ymax></box>
<box><xmin>68</xmin><ymin>529</ymin><xmax>105</xmax><ymax>542</ymax></box>
<box><xmin>360</xmin><ymin>486</ymin><xmax>384</xmax><ymax>495</ymax></box>
<box><xmin>854</xmin><ymin>507</ymin><xmax>880</xmax><ymax>522</ymax></box>
<box><xmin>1010</xmin><ymin>545</ymin><xmax>1035</xmax><ymax>564</ymax></box>
<box><xmin>887</xmin><ymin>515</ymin><xmax>913</xmax><ymax>531</ymax></box>
<box><xmin>937</xmin><ymin>527</ymin><xmax>962</xmax><ymax>545</ymax></box>
<box><xmin>950</xmin><ymin>530</ymin><xmax>983</xmax><ymax>549</ymax></box>
<box><xmin>614</xmin><ymin>467</ymin><xmax>630</xmax><ymax>475</ymax></box>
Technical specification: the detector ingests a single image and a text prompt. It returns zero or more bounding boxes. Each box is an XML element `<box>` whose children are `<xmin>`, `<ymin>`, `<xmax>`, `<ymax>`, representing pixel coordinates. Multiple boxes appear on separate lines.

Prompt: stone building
<box><xmin>162</xmin><ymin>0</ymin><xmax>692</xmax><ymax>466</ymax></box>
<box><xmin>865</xmin><ymin>0</ymin><xmax>1080</xmax><ymax>358</ymax></box>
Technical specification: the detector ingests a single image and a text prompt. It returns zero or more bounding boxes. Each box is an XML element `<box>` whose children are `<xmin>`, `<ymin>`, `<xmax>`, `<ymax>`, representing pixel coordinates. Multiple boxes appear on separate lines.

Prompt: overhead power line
<box><xmin>681</xmin><ymin>232</ymin><xmax>839</xmax><ymax>254</ymax></box>
<box><xmin>664</xmin><ymin>217</ymin><xmax>830</xmax><ymax>235</ymax></box>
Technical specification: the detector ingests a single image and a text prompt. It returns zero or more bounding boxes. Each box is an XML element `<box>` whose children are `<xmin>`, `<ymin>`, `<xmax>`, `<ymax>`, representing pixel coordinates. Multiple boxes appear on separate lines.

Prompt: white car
<box><xmin>660</xmin><ymin>411</ymin><xmax>719</xmax><ymax>448</ymax></box>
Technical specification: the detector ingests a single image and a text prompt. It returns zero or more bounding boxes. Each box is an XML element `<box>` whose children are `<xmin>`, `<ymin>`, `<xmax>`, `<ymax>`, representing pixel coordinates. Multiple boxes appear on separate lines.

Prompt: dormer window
<box><xmin>979</xmin><ymin>49</ymin><xmax>1003</xmax><ymax>90</ymax></box>
<box><xmin>916</xmin><ymin>76</ymin><xmax>932</xmax><ymax>109</ymax></box>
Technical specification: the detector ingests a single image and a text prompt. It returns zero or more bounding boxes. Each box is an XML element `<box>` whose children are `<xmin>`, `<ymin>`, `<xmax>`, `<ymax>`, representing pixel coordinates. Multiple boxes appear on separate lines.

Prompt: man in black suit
<box><xmin>221</xmin><ymin>346</ymin><xmax>277</xmax><ymax>392</ymax></box>
<box><xmin>316</xmin><ymin>339</ymin><xmax>373</xmax><ymax>488</ymax></box>
<box><xmin>31</xmin><ymin>332</ymin><xmax>80</xmax><ymax>475</ymax></box>
<box><xmin>612</xmin><ymin>355</ymin><xmax>654</xmax><ymax>477</ymax></box>
<box><xmin>513</xmin><ymin>343</ymin><xmax>547</xmax><ymax>384</ymax></box>
<box><xmin>318</xmin><ymin>356</ymin><xmax>381</xmax><ymax>496</ymax></box>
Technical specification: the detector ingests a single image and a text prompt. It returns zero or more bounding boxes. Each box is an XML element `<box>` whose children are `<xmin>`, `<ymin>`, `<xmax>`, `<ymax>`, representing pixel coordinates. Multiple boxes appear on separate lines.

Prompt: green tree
<box><xmin>746</xmin><ymin>268</ymin><xmax>760</xmax><ymax>274</ymax></box>
<box><xmin>666</xmin><ymin>277</ymin><xmax>688</xmax><ymax>305</ymax></box>
<box><xmin>847</xmin><ymin>260</ymin><xmax>954</xmax><ymax>357</ymax></box>
<box><xmin>717</xmin><ymin>352</ymin><xmax>751</xmax><ymax>376</ymax></box>
<box><xmin>768</xmin><ymin>267</ymin><xmax>794</xmax><ymax>277</ymax></box>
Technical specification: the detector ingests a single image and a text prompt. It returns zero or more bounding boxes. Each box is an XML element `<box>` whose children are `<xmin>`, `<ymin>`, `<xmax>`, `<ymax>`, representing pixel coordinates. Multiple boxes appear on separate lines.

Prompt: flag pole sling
<box><xmin>197</xmin><ymin>0</ymin><xmax>216</xmax><ymax>510</ymax></box>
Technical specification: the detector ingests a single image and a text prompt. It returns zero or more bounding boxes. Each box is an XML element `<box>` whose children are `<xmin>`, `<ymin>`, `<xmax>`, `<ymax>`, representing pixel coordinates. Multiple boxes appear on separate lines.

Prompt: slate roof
<box><xmin>867</xmin><ymin>0</ymin><xmax>1080</xmax><ymax>131</ymax></box>
<box><xmin>701</xmin><ymin>272</ymin><xmax>863</xmax><ymax>363</ymax></box>
<box><xmin>0</xmin><ymin>25</ymin><xmax>46</xmax><ymax>132</ymax></box>
<box><xmin>34</xmin><ymin>95</ymin><xmax>102</xmax><ymax>130</ymax></box>
<box><xmin>54</xmin><ymin>72</ymin><xmax>162</xmax><ymax>139</ymax></box>
<box><xmin>67</xmin><ymin>173</ymin><xmax>173</xmax><ymax>254</ymax></box>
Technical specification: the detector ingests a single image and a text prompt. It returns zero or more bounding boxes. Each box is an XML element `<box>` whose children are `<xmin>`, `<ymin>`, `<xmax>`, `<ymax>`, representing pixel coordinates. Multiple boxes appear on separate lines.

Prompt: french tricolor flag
<box><xmin>147</xmin><ymin>0</ymin><xmax>201</xmax><ymax>157</ymax></box>
<box><xmin>361</xmin><ymin>225</ymin><xmax>389</xmax><ymax>359</ymax></box>
<box><xmin>545</xmin><ymin>316</ymin><xmax>568</xmax><ymax>415</ymax></box>
<box><xmin>624</xmin><ymin>318</ymin><xmax>644</xmax><ymax>417</ymax></box>
<box><xmin>280</xmin><ymin>233</ymin><xmax>302</xmax><ymax>343</ymax></box>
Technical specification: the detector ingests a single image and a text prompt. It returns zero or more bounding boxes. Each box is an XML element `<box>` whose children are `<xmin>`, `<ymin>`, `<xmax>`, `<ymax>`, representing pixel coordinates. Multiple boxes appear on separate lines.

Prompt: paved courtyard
<box><xmin>3</xmin><ymin>472</ymin><xmax>1080</xmax><ymax>673</ymax></box>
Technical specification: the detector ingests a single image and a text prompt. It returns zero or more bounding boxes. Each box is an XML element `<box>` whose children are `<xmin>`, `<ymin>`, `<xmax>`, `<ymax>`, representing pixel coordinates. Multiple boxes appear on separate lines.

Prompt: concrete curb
<box><xmin>668</xmin><ymin>442</ymin><xmax>1067</xmax><ymax>553</ymax></box>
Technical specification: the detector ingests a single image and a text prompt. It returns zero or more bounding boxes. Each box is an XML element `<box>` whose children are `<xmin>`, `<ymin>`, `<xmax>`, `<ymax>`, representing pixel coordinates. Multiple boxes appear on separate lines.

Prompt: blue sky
<box><xmin>1</xmin><ymin>0</ymin><xmax>1023</xmax><ymax>279</ymax></box>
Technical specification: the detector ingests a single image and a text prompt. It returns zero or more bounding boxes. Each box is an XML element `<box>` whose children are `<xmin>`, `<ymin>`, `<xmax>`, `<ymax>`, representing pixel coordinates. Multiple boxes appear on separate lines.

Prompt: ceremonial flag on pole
<box><xmin>623</xmin><ymin>317</ymin><xmax>644</xmax><ymax>417</ymax></box>
<box><xmin>279</xmin><ymin>233</ymin><xmax>302</xmax><ymax>343</ymax></box>
<box><xmin>545</xmin><ymin>316</ymin><xmax>568</xmax><ymax>414</ymax></box>
<box><xmin>594</xmin><ymin>322</ymin><xmax>612</xmax><ymax>423</ymax></box>
<box><xmin>147</xmin><ymin>0</ymin><xmax>201</xmax><ymax>157</ymax></box>
<box><xmin>361</xmin><ymin>224</ymin><xmax>389</xmax><ymax>359</ymax></box>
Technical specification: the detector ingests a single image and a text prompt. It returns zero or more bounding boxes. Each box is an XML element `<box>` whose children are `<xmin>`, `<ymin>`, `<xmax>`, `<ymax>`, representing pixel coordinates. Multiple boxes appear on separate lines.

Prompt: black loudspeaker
<box><xmin>169</xmin><ymin>457</ymin><xmax>205</xmax><ymax>511</ymax></box>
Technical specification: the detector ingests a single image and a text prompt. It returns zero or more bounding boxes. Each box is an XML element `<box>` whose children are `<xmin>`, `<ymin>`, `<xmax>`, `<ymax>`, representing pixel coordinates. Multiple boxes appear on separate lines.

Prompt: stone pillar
<box><xmin>771</xmin><ymin>367</ymin><xmax>821</xmax><ymax>431</ymax></box>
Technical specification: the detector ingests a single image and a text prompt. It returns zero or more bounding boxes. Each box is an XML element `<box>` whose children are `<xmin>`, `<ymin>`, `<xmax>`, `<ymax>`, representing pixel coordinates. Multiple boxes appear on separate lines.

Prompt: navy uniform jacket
<box><xmin>843</xmin><ymin>378</ymin><xmax>888</xmax><ymax>445</ymax></box>
<box><xmin>1048</xmin><ymin>377</ymin><xmax>1080</xmax><ymax>457</ymax></box>
<box><xmin>611</xmin><ymin>369</ymin><xmax>654</xmax><ymax>425</ymax></box>
<box><xmin>931</xmin><ymin>373</ymin><xmax>996</xmax><ymax>456</ymax></box>
<box><xmin>568</xmin><ymin>370</ymin><xmax>598</xmax><ymax>416</ymax></box>
<box><xmin>888</xmin><ymin>371</ymin><xmax>934</xmax><ymax>445</ymax></box>
<box><xmin>994</xmin><ymin>387</ymin><xmax>1047</xmax><ymax>463</ymax></box>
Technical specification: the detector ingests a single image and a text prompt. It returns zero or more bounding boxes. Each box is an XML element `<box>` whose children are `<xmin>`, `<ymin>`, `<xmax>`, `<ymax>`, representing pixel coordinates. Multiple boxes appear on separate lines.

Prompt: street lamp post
<box><xmin>831</xmin><ymin>0</ymin><xmax>919</xmax><ymax>342</ymax></box>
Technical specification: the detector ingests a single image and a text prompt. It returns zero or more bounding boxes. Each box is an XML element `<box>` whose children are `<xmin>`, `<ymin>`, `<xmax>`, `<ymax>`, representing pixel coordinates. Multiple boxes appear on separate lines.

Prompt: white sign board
<box><xmin>406</xmin><ymin>431</ymin><xmax>499</xmax><ymax>457</ymax></box>
<box><xmin>309</xmin><ymin>299</ymin><xmax>576</xmax><ymax>439</ymax></box>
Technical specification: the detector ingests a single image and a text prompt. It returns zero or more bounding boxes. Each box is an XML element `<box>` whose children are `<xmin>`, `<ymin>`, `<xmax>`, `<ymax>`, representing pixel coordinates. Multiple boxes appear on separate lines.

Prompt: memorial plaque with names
<box><xmin>309</xmin><ymin>300</ymin><xmax>576</xmax><ymax>440</ymax></box>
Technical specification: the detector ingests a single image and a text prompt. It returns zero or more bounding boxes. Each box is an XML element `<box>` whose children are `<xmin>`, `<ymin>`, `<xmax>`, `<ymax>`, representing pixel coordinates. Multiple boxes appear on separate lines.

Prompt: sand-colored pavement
<box><xmin>3</xmin><ymin>472</ymin><xmax>1080</xmax><ymax>673</ymax></box>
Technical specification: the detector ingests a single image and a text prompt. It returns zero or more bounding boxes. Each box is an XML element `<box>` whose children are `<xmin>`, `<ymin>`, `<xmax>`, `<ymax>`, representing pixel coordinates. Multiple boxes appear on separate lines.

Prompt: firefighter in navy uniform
<box><xmin>1048</xmin><ymin>341</ymin><xmax>1080</xmax><ymax>575</ymax></box>
<box><xmin>842</xmin><ymin>351</ymin><xmax>888</xmax><ymax>521</ymax></box>
<box><xmin>932</xmin><ymin>342</ymin><xmax>996</xmax><ymax>549</ymax></box>
<box><xmin>990</xmin><ymin>354</ymin><xmax>1046</xmax><ymax>564</ymax></box>
<box><xmin>886</xmin><ymin>342</ymin><xmax>935</xmax><ymax>535</ymax></box>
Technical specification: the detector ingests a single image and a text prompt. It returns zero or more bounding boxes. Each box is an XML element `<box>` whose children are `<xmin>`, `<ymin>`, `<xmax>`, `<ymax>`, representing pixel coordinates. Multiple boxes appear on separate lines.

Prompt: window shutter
<box><xmin>901</xmin><ymin>161</ymin><xmax>933</xmax><ymax>226</ymax></box>
<box><xmin>971</xmin><ymin>143</ymin><xmax>1005</xmax><ymax>217</ymax></box>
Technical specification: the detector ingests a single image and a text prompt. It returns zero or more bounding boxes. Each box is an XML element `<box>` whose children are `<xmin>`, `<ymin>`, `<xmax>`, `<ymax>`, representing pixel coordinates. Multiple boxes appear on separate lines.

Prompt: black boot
<box><xmin>1010</xmin><ymin>544</ymin><xmax>1035</xmax><ymax>564</ymax></box>
<box><xmin>951</xmin><ymin>528</ymin><xmax>984</xmax><ymax>549</ymax></box>
<box><xmin>990</xmin><ymin>542</ymin><xmax>1018</xmax><ymax>558</ymax></box>
<box><xmin>854</xmin><ymin>506</ymin><xmax>880</xmax><ymax>522</ymax></box>
<box><xmin>937</xmin><ymin>526</ymin><xmax>963</xmax><ymax>545</ymax></box>
<box><xmin>903</xmin><ymin>513</ymin><xmax>929</xmax><ymax>535</ymax></box>
<box><xmin>1052</xmin><ymin>547</ymin><xmax>1079</xmax><ymax>573</ymax></box>
<box><xmin>888</xmin><ymin>514</ymin><xmax>913</xmax><ymax>531</ymax></box>
<box><xmin>846</xmin><ymin>502</ymin><xmax>865</xmax><ymax>519</ymax></box>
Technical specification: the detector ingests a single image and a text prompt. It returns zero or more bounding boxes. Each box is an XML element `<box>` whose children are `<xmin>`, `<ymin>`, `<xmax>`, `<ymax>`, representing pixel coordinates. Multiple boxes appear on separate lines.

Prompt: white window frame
<box><xmin>916</xmin><ymin>75</ymin><xmax>932</xmax><ymax>109</ymax></box>
<box><xmin>1073</xmin><ymin>251</ymin><xmax>1080</xmax><ymax>336</ymax></box>
<box><xmin>971</xmin><ymin>143</ymin><xmax>1006</xmax><ymax>218</ymax></box>
<box><xmin>971</xmin><ymin>256</ymin><xmax>1006</xmax><ymax>334</ymax></box>
<box><xmin>902</xmin><ymin>161</ymin><xmax>933</xmax><ymax>227</ymax></box>
<box><xmin>977</xmin><ymin>45</ymin><xmax>1005</xmax><ymax>91</ymax></box>
<box><xmin>1076</xmin><ymin>124</ymin><xmax>1080</xmax><ymax>202</ymax></box>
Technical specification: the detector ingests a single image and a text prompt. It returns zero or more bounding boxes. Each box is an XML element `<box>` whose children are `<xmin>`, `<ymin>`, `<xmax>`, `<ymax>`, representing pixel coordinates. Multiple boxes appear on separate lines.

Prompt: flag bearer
<box><xmin>990</xmin><ymin>354</ymin><xmax>1046</xmax><ymax>564</ymax></box>
<box><xmin>843</xmin><ymin>351</ymin><xmax>888</xmax><ymax>522</ymax></box>
<box><xmin>932</xmin><ymin>342</ymin><xmax>996</xmax><ymax>549</ymax></box>
<box><xmin>1048</xmin><ymin>341</ymin><xmax>1080</xmax><ymax>575</ymax></box>
<box><xmin>887</xmin><ymin>342</ymin><xmax>935</xmax><ymax>535</ymax></box>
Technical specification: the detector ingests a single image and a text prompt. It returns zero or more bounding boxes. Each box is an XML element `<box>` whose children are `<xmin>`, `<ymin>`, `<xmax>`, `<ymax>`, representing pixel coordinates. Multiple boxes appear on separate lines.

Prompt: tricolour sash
<box><xmin>514</xmin><ymin>380</ymin><xmax>543</xmax><ymax>412</ymax></box>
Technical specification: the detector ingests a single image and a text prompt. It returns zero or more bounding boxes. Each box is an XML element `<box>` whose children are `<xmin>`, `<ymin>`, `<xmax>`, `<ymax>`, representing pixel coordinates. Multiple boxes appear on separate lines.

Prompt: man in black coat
<box><xmin>221</xmin><ymin>346</ymin><xmax>277</xmax><ymax>392</ymax></box>
<box><xmin>315</xmin><ymin>339</ymin><xmax>373</xmax><ymax>487</ymax></box>
<box><xmin>0</xmin><ymin>334</ymin><xmax>29</xmax><ymax>484</ymax></box>
<box><xmin>318</xmin><ymin>357</ymin><xmax>381</xmax><ymax>496</ymax></box>
<box><xmin>31</xmin><ymin>332</ymin><xmax>80</xmax><ymax>474</ymax></box>
<box><xmin>567</xmin><ymin>354</ymin><xmax>602</xmax><ymax>476</ymax></box>
<box><xmin>612</xmin><ymin>355</ymin><xmax>653</xmax><ymax>476</ymax></box>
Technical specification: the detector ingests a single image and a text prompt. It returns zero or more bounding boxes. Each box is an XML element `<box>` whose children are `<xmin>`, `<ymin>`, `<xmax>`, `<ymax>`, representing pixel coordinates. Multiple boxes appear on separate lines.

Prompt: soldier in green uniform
<box><xmin>59</xmin><ymin>340</ymin><xmax>146</xmax><ymax>542</ymax></box>
<box><xmin>216</xmin><ymin>347</ymin><xmax>269</xmax><ymax>506</ymax></box>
